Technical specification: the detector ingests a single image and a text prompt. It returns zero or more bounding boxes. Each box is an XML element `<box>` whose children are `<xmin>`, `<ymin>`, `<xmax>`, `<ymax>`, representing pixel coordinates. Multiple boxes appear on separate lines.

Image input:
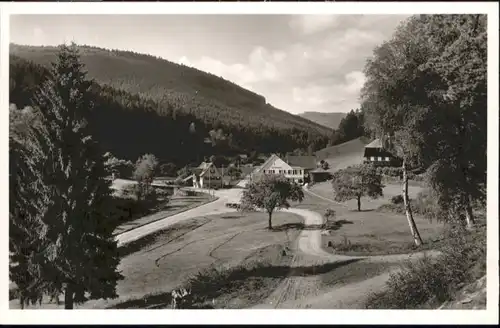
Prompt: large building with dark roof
<box><xmin>363</xmin><ymin>138</ymin><xmax>399</xmax><ymax>166</ymax></box>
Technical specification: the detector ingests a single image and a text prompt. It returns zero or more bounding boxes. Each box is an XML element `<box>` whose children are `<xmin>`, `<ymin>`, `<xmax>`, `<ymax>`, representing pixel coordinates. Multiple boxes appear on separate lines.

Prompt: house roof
<box><xmin>194</xmin><ymin>162</ymin><xmax>222</xmax><ymax>177</ymax></box>
<box><xmin>240</xmin><ymin>166</ymin><xmax>255</xmax><ymax>176</ymax></box>
<box><xmin>197</xmin><ymin>162</ymin><xmax>211</xmax><ymax>170</ymax></box>
<box><xmin>365</xmin><ymin>138</ymin><xmax>383</xmax><ymax>148</ymax></box>
<box><xmin>286</xmin><ymin>155</ymin><xmax>317</xmax><ymax>170</ymax></box>
<box><xmin>258</xmin><ymin>154</ymin><xmax>281</xmax><ymax>172</ymax></box>
<box><xmin>183</xmin><ymin>174</ymin><xmax>194</xmax><ymax>182</ymax></box>
<box><xmin>310</xmin><ymin>167</ymin><xmax>331</xmax><ymax>174</ymax></box>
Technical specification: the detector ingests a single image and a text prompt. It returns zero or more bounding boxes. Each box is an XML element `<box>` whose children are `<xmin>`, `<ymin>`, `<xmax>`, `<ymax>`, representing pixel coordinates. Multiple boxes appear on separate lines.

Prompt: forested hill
<box><xmin>9</xmin><ymin>50</ymin><xmax>330</xmax><ymax>167</ymax></box>
<box><xmin>298</xmin><ymin>111</ymin><xmax>347</xmax><ymax>130</ymax></box>
<box><xmin>10</xmin><ymin>44</ymin><xmax>332</xmax><ymax>137</ymax></box>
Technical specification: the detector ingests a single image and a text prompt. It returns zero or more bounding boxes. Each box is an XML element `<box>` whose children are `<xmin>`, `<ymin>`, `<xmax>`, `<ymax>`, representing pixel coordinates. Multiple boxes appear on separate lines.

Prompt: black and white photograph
<box><xmin>1</xmin><ymin>1</ymin><xmax>498</xmax><ymax>325</ymax></box>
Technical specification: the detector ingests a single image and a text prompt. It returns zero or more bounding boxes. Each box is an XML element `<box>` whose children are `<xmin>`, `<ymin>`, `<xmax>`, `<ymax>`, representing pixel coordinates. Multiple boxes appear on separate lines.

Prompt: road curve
<box><xmin>114</xmin><ymin>179</ymin><xmax>438</xmax><ymax>309</ymax></box>
<box><xmin>253</xmin><ymin>191</ymin><xmax>440</xmax><ymax>309</ymax></box>
<box><xmin>115</xmin><ymin>185</ymin><xmax>245</xmax><ymax>247</ymax></box>
<box><xmin>285</xmin><ymin>207</ymin><xmax>440</xmax><ymax>263</ymax></box>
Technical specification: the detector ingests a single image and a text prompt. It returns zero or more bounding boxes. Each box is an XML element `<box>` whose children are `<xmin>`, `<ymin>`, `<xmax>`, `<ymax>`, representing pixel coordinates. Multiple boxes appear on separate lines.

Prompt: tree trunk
<box><xmin>464</xmin><ymin>193</ymin><xmax>475</xmax><ymax>229</ymax></box>
<box><xmin>268</xmin><ymin>212</ymin><xmax>273</xmax><ymax>230</ymax></box>
<box><xmin>64</xmin><ymin>284</ymin><xmax>74</xmax><ymax>310</ymax></box>
<box><xmin>402</xmin><ymin>159</ymin><xmax>423</xmax><ymax>246</ymax></box>
<box><xmin>357</xmin><ymin>195</ymin><xmax>361</xmax><ymax>211</ymax></box>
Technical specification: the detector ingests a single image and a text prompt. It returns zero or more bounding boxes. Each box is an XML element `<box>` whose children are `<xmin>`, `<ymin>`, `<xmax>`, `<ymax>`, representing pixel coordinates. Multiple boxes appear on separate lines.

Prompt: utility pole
<box><xmin>221</xmin><ymin>164</ymin><xmax>224</xmax><ymax>188</ymax></box>
<box><xmin>208</xmin><ymin>163</ymin><xmax>211</xmax><ymax>196</ymax></box>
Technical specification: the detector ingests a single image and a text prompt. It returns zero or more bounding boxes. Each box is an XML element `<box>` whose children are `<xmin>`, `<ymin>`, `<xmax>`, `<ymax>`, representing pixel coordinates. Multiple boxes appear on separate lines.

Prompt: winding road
<box><xmin>114</xmin><ymin>178</ymin><xmax>438</xmax><ymax>309</ymax></box>
<box><xmin>251</xmin><ymin>200</ymin><xmax>440</xmax><ymax>309</ymax></box>
<box><xmin>114</xmin><ymin>182</ymin><xmax>244</xmax><ymax>246</ymax></box>
<box><xmin>10</xmin><ymin>177</ymin><xmax>440</xmax><ymax>310</ymax></box>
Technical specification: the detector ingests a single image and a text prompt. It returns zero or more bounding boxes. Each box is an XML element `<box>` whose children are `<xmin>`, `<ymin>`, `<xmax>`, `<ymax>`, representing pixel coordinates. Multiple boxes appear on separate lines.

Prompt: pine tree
<box><xmin>10</xmin><ymin>43</ymin><xmax>123</xmax><ymax>309</ymax></box>
<box><xmin>9</xmin><ymin>126</ymin><xmax>52</xmax><ymax>308</ymax></box>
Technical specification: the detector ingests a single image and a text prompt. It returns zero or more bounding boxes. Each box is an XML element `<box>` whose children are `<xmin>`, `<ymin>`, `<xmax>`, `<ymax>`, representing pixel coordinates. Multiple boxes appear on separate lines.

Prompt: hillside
<box><xmin>315</xmin><ymin>137</ymin><xmax>371</xmax><ymax>172</ymax></box>
<box><xmin>298</xmin><ymin>111</ymin><xmax>347</xmax><ymax>130</ymax></box>
<box><xmin>9</xmin><ymin>44</ymin><xmax>334</xmax><ymax>166</ymax></box>
<box><xmin>10</xmin><ymin>44</ymin><xmax>332</xmax><ymax>137</ymax></box>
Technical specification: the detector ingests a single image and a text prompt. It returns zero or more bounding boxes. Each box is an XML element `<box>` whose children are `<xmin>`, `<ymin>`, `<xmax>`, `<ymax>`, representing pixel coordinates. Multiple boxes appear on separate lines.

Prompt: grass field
<box><xmin>10</xmin><ymin>210</ymin><xmax>304</xmax><ymax>309</ymax></box>
<box><xmin>315</xmin><ymin>137</ymin><xmax>371</xmax><ymax>172</ymax></box>
<box><xmin>113</xmin><ymin>192</ymin><xmax>216</xmax><ymax>235</ymax></box>
<box><xmin>303</xmin><ymin>181</ymin><xmax>445</xmax><ymax>256</ymax></box>
<box><xmin>9</xmin><ymin>177</ymin><xmax>447</xmax><ymax>310</ymax></box>
<box><xmin>310</xmin><ymin>180</ymin><xmax>424</xmax><ymax>211</ymax></box>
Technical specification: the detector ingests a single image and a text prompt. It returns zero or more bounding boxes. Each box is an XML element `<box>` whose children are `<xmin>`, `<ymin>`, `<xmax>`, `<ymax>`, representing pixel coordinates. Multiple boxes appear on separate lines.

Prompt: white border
<box><xmin>1</xmin><ymin>1</ymin><xmax>498</xmax><ymax>325</ymax></box>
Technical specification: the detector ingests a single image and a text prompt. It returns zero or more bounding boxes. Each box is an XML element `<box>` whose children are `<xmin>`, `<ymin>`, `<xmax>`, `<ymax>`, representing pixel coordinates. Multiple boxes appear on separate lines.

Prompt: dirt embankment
<box><xmin>438</xmin><ymin>276</ymin><xmax>486</xmax><ymax>309</ymax></box>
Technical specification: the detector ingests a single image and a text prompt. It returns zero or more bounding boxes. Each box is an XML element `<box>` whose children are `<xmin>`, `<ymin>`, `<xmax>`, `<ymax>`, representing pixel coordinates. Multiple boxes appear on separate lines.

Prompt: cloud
<box><xmin>291</xmin><ymin>70</ymin><xmax>366</xmax><ymax>112</ymax></box>
<box><xmin>176</xmin><ymin>15</ymin><xmax>408</xmax><ymax>114</ymax></box>
<box><xmin>31</xmin><ymin>26</ymin><xmax>46</xmax><ymax>45</ymax></box>
<box><xmin>289</xmin><ymin>15</ymin><xmax>341</xmax><ymax>35</ymax></box>
<box><xmin>176</xmin><ymin>46</ymin><xmax>283</xmax><ymax>91</ymax></box>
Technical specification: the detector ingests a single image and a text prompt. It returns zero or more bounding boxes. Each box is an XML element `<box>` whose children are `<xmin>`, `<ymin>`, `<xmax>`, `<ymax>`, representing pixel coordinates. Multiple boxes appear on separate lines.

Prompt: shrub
<box><xmin>378</xmin><ymin>189</ymin><xmax>441</xmax><ymax>219</ymax></box>
<box><xmin>414</xmin><ymin>189</ymin><xmax>441</xmax><ymax>221</ymax></box>
<box><xmin>159</xmin><ymin>163</ymin><xmax>178</xmax><ymax>177</ymax></box>
<box><xmin>391</xmin><ymin>195</ymin><xmax>404</xmax><ymax>204</ymax></box>
<box><xmin>377</xmin><ymin>202</ymin><xmax>407</xmax><ymax>215</ymax></box>
<box><xmin>324</xmin><ymin>208</ymin><xmax>336</xmax><ymax>224</ymax></box>
<box><xmin>365</xmin><ymin>225</ymin><xmax>486</xmax><ymax>309</ymax></box>
<box><xmin>153</xmin><ymin>187</ymin><xmax>172</xmax><ymax>199</ymax></box>
<box><xmin>182</xmin><ymin>261</ymin><xmax>270</xmax><ymax>306</ymax></box>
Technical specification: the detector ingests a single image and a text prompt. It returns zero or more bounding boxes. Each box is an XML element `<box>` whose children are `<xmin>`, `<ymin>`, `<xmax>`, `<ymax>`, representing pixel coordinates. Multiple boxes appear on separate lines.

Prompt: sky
<box><xmin>10</xmin><ymin>14</ymin><xmax>408</xmax><ymax>114</ymax></box>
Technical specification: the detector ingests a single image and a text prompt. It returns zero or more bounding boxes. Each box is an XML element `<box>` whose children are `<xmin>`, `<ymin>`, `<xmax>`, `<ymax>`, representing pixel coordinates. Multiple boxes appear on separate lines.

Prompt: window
<box><xmin>385</xmin><ymin>157</ymin><xmax>390</xmax><ymax>161</ymax></box>
<box><xmin>288</xmin><ymin>170</ymin><xmax>291</xmax><ymax>175</ymax></box>
<box><xmin>378</xmin><ymin>157</ymin><xmax>383</xmax><ymax>161</ymax></box>
<box><xmin>370</xmin><ymin>156</ymin><xmax>376</xmax><ymax>161</ymax></box>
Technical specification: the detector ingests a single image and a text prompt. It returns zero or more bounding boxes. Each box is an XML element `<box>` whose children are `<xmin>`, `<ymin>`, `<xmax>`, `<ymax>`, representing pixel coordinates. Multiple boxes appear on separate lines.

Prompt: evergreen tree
<box><xmin>9</xmin><ymin>126</ymin><xmax>52</xmax><ymax>308</ymax></box>
<box><xmin>10</xmin><ymin>43</ymin><xmax>123</xmax><ymax>309</ymax></box>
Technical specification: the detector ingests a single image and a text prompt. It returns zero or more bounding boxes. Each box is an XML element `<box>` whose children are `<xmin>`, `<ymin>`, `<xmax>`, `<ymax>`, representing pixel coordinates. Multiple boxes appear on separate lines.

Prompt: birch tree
<box><xmin>361</xmin><ymin>14</ymin><xmax>486</xmax><ymax>234</ymax></box>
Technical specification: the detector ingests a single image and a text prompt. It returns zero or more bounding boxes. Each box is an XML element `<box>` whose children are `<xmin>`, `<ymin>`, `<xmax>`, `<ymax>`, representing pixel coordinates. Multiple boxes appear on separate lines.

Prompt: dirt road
<box><xmin>12</xmin><ymin>179</ymin><xmax>437</xmax><ymax>310</ymax></box>
<box><xmin>115</xmin><ymin>186</ymin><xmax>245</xmax><ymax>246</ymax></box>
<box><xmin>115</xmin><ymin>179</ymin><xmax>435</xmax><ymax>309</ymax></box>
<box><xmin>252</xmin><ymin>199</ymin><xmax>440</xmax><ymax>309</ymax></box>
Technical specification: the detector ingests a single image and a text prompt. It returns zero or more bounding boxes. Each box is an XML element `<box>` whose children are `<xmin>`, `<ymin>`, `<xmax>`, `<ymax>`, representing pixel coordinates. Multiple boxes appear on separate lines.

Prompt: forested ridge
<box><xmin>10</xmin><ymin>44</ymin><xmax>332</xmax><ymax>166</ymax></box>
<box><xmin>298</xmin><ymin>111</ymin><xmax>347</xmax><ymax>130</ymax></box>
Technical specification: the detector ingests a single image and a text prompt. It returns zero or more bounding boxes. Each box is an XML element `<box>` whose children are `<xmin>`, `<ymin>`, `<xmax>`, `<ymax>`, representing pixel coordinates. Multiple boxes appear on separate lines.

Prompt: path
<box><xmin>115</xmin><ymin>179</ymin><xmax>437</xmax><ymax>308</ymax></box>
<box><xmin>115</xmin><ymin>186</ymin><xmax>245</xmax><ymax>246</ymax></box>
<box><xmin>251</xmin><ymin>188</ymin><xmax>440</xmax><ymax>309</ymax></box>
<box><xmin>11</xmin><ymin>177</ymin><xmax>436</xmax><ymax>309</ymax></box>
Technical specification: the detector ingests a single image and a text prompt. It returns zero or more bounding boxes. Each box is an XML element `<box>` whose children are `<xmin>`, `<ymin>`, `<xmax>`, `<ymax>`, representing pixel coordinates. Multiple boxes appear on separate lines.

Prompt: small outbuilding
<box><xmin>309</xmin><ymin>167</ymin><xmax>332</xmax><ymax>183</ymax></box>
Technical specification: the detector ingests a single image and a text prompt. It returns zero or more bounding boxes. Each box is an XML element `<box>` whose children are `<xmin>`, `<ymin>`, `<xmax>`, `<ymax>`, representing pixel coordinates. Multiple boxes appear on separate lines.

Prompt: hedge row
<box><xmin>375</xmin><ymin>166</ymin><xmax>425</xmax><ymax>181</ymax></box>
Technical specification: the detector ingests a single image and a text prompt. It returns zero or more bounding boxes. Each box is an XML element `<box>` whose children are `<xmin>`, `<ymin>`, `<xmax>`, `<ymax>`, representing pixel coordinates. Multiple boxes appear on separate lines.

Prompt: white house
<box><xmin>191</xmin><ymin>162</ymin><xmax>223</xmax><ymax>189</ymax></box>
<box><xmin>255</xmin><ymin>154</ymin><xmax>313</xmax><ymax>184</ymax></box>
